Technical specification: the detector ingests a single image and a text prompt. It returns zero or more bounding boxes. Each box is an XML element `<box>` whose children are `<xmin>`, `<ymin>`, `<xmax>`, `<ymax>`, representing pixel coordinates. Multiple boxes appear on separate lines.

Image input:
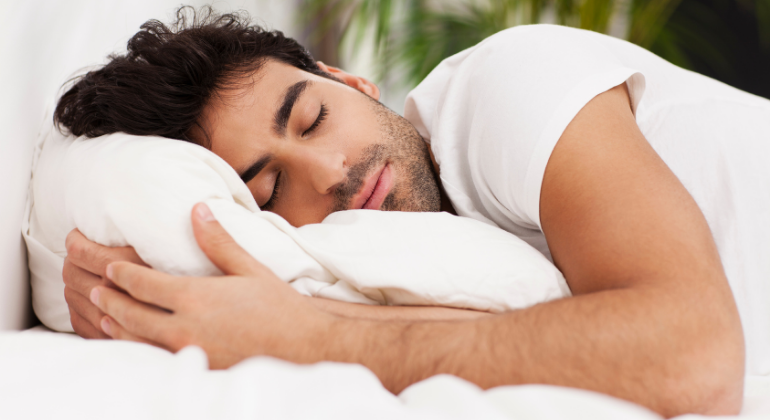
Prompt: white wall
<box><xmin>0</xmin><ymin>0</ymin><xmax>300</xmax><ymax>330</ymax></box>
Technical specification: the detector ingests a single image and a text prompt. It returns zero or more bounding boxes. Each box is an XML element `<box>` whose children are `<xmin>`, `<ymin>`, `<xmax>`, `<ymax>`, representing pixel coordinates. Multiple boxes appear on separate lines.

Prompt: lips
<box><xmin>351</xmin><ymin>163</ymin><xmax>393</xmax><ymax>210</ymax></box>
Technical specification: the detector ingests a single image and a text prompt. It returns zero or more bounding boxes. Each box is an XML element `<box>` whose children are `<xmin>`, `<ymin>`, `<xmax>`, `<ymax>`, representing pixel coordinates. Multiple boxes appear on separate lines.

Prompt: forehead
<box><xmin>201</xmin><ymin>60</ymin><xmax>307</xmax><ymax>133</ymax></box>
<box><xmin>192</xmin><ymin>60</ymin><xmax>308</xmax><ymax>165</ymax></box>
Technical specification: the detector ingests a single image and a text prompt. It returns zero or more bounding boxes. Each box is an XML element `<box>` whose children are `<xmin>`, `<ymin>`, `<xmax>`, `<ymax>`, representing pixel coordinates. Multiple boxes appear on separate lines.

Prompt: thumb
<box><xmin>191</xmin><ymin>202</ymin><xmax>271</xmax><ymax>277</ymax></box>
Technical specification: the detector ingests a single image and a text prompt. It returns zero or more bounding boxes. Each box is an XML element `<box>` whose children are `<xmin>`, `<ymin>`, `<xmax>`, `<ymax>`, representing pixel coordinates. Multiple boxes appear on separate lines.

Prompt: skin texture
<box><xmin>199</xmin><ymin>61</ymin><xmax>440</xmax><ymax>226</ymax></box>
<box><xmin>62</xmin><ymin>65</ymin><xmax>746</xmax><ymax>417</ymax></box>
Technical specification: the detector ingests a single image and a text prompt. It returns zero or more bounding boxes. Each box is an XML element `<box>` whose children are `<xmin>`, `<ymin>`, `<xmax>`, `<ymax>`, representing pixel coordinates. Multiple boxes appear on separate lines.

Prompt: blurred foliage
<box><xmin>300</xmin><ymin>0</ymin><xmax>770</xmax><ymax>97</ymax></box>
<box><xmin>652</xmin><ymin>0</ymin><xmax>770</xmax><ymax>98</ymax></box>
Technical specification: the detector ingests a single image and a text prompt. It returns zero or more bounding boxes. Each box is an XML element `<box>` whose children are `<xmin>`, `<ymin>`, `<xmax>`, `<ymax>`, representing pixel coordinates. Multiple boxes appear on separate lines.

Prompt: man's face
<box><xmin>199</xmin><ymin>60</ymin><xmax>441</xmax><ymax>227</ymax></box>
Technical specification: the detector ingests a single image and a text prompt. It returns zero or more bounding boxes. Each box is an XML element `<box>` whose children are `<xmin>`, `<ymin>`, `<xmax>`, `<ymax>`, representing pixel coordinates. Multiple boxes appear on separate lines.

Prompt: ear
<box><xmin>317</xmin><ymin>61</ymin><xmax>380</xmax><ymax>101</ymax></box>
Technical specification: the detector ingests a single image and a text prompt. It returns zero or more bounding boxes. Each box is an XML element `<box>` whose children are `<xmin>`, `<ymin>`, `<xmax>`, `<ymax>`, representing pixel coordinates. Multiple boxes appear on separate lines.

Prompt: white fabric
<box><xmin>24</xmin><ymin>115</ymin><xmax>569</xmax><ymax>332</ymax></box>
<box><xmin>404</xmin><ymin>24</ymin><xmax>770</xmax><ymax>376</ymax></box>
<box><xmin>2</xmin><ymin>329</ymin><xmax>769</xmax><ymax>419</ymax></box>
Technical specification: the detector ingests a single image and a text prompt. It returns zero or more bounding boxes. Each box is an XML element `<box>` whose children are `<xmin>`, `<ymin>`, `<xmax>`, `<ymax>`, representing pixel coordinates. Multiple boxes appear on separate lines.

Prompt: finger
<box><xmin>70</xmin><ymin>309</ymin><xmax>110</xmax><ymax>339</ymax></box>
<box><xmin>65</xmin><ymin>229</ymin><xmax>147</xmax><ymax>277</ymax></box>
<box><xmin>191</xmin><ymin>202</ymin><xmax>272</xmax><ymax>277</ymax></box>
<box><xmin>64</xmin><ymin>285</ymin><xmax>106</xmax><ymax>334</ymax></box>
<box><xmin>99</xmin><ymin>316</ymin><xmax>171</xmax><ymax>351</ymax></box>
<box><xmin>63</xmin><ymin>259</ymin><xmax>106</xmax><ymax>297</ymax></box>
<box><xmin>106</xmin><ymin>261</ymin><xmax>182</xmax><ymax>310</ymax></box>
<box><xmin>91</xmin><ymin>286</ymin><xmax>171</xmax><ymax>345</ymax></box>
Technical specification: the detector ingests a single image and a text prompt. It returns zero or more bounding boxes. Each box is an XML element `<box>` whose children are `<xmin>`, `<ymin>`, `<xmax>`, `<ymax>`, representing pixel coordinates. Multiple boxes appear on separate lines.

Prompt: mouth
<box><xmin>351</xmin><ymin>163</ymin><xmax>393</xmax><ymax>210</ymax></box>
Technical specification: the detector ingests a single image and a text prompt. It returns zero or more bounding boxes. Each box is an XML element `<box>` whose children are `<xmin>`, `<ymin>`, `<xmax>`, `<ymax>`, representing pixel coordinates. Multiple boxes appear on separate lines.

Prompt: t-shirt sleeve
<box><xmin>407</xmin><ymin>25</ymin><xmax>645</xmax><ymax>233</ymax></box>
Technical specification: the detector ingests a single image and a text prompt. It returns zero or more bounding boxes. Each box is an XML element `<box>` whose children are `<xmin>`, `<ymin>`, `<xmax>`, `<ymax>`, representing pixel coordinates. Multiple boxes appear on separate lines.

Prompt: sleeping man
<box><xmin>59</xmin><ymin>6</ymin><xmax>770</xmax><ymax>418</ymax></box>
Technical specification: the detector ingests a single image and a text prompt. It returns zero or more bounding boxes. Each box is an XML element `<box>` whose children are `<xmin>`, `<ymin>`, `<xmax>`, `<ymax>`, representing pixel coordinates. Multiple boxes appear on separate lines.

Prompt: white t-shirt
<box><xmin>404</xmin><ymin>24</ymin><xmax>770</xmax><ymax>376</ymax></box>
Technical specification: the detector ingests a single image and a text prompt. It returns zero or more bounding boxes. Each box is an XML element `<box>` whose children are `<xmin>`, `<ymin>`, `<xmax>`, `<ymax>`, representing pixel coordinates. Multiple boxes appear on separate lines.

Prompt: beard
<box><xmin>329</xmin><ymin>100</ymin><xmax>441</xmax><ymax>213</ymax></box>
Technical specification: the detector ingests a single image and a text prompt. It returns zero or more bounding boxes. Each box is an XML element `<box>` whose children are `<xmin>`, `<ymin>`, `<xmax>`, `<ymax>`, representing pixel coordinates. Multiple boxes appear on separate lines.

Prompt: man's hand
<box><xmin>86</xmin><ymin>203</ymin><xmax>488</xmax><ymax>363</ymax></box>
<box><xmin>90</xmin><ymin>203</ymin><xmax>336</xmax><ymax>367</ymax></box>
<box><xmin>63</xmin><ymin>230</ymin><xmax>147</xmax><ymax>339</ymax></box>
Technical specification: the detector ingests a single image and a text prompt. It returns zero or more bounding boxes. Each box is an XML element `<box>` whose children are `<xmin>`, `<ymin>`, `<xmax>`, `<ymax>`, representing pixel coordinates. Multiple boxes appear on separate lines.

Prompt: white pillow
<box><xmin>24</xmin><ymin>120</ymin><xmax>570</xmax><ymax>332</ymax></box>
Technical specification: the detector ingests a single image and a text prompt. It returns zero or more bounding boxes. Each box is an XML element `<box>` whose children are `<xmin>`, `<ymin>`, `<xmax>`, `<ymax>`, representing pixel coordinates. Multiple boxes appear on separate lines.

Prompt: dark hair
<box><xmin>54</xmin><ymin>6</ymin><xmax>330</xmax><ymax>145</ymax></box>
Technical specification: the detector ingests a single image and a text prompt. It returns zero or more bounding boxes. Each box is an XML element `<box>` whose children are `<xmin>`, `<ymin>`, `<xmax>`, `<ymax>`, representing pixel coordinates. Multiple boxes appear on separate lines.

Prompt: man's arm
<box><xmin>63</xmin><ymin>235</ymin><xmax>490</xmax><ymax>340</ymax></box>
<box><xmin>84</xmin><ymin>85</ymin><xmax>744</xmax><ymax>417</ymax></box>
<box><xmin>339</xmin><ymin>85</ymin><xmax>742</xmax><ymax>414</ymax></box>
<box><xmin>309</xmin><ymin>298</ymin><xmax>490</xmax><ymax>321</ymax></box>
<box><xmin>321</xmin><ymin>85</ymin><xmax>744</xmax><ymax>415</ymax></box>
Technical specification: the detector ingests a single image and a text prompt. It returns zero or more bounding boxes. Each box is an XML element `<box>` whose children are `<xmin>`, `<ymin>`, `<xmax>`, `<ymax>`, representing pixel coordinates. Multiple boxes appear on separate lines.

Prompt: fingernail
<box><xmin>90</xmin><ymin>288</ymin><xmax>100</xmax><ymax>306</ymax></box>
<box><xmin>195</xmin><ymin>203</ymin><xmax>216</xmax><ymax>222</ymax></box>
<box><xmin>106</xmin><ymin>263</ymin><xmax>113</xmax><ymax>280</ymax></box>
<box><xmin>101</xmin><ymin>317</ymin><xmax>112</xmax><ymax>337</ymax></box>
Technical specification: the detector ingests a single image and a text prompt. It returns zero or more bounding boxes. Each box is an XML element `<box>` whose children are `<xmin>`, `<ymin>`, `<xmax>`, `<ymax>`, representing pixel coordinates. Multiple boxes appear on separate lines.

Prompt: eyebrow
<box><xmin>273</xmin><ymin>80</ymin><xmax>311</xmax><ymax>136</ymax></box>
<box><xmin>238</xmin><ymin>154</ymin><xmax>273</xmax><ymax>184</ymax></box>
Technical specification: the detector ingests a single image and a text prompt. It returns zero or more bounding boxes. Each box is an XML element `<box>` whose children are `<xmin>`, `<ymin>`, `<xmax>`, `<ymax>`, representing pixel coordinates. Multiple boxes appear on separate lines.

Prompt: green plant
<box><xmin>301</xmin><ymin>0</ymin><xmax>770</xmax><ymax>97</ymax></box>
<box><xmin>301</xmin><ymin>0</ymin><xmax>686</xmax><ymax>86</ymax></box>
<box><xmin>650</xmin><ymin>0</ymin><xmax>770</xmax><ymax>98</ymax></box>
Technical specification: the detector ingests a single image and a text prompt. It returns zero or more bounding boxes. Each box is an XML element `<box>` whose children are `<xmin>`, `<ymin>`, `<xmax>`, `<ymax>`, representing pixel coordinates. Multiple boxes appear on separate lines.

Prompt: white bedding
<box><xmin>1</xmin><ymin>328</ymin><xmax>768</xmax><ymax>420</ymax></box>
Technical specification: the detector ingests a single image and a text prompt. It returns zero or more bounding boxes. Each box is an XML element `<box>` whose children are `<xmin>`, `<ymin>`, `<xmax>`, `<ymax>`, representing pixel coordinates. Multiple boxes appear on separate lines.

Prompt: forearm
<box><xmin>318</xmin><ymin>283</ymin><xmax>744</xmax><ymax>417</ymax></box>
<box><xmin>308</xmin><ymin>297</ymin><xmax>491</xmax><ymax>321</ymax></box>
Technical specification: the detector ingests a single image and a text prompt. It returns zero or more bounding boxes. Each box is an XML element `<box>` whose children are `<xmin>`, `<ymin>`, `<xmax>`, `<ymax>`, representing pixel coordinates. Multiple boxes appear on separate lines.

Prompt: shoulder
<box><xmin>415</xmin><ymin>24</ymin><xmax>626</xmax><ymax>104</ymax></box>
<box><xmin>478</xmin><ymin>24</ymin><xmax>591</xmax><ymax>43</ymax></box>
<box><xmin>469</xmin><ymin>24</ymin><xmax>612</xmax><ymax>60</ymax></box>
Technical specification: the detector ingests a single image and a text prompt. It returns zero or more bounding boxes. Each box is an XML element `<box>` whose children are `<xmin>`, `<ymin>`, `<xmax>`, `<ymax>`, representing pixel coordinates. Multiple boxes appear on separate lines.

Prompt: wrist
<box><xmin>292</xmin><ymin>304</ymin><xmax>356</xmax><ymax>365</ymax></box>
<box><xmin>311</xmin><ymin>313</ymin><xmax>360</xmax><ymax>363</ymax></box>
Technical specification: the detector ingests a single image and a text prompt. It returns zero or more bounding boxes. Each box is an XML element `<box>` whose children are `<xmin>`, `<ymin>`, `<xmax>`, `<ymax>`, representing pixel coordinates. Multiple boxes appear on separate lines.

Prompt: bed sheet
<box><xmin>1</xmin><ymin>328</ymin><xmax>768</xmax><ymax>420</ymax></box>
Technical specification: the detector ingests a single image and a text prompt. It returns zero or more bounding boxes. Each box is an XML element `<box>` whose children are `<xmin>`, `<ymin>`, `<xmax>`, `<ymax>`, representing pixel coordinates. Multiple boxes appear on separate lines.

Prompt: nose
<box><xmin>298</xmin><ymin>148</ymin><xmax>347</xmax><ymax>194</ymax></box>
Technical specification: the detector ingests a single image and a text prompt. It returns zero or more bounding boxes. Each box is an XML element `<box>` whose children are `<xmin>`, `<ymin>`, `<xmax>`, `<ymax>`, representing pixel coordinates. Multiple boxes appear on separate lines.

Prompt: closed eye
<box><xmin>261</xmin><ymin>171</ymin><xmax>282</xmax><ymax>211</ymax></box>
<box><xmin>302</xmin><ymin>104</ymin><xmax>328</xmax><ymax>137</ymax></box>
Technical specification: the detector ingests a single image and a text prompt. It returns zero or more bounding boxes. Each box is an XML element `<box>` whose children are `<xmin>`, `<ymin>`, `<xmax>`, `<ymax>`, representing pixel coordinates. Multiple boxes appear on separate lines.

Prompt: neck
<box><xmin>428</xmin><ymin>148</ymin><xmax>457</xmax><ymax>215</ymax></box>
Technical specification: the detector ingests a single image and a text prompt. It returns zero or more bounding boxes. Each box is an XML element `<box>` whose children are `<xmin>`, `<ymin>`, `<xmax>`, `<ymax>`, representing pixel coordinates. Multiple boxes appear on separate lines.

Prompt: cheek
<box><xmin>331</xmin><ymin>99</ymin><xmax>382</xmax><ymax>153</ymax></box>
<box><xmin>270</xmin><ymin>185</ymin><xmax>332</xmax><ymax>226</ymax></box>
